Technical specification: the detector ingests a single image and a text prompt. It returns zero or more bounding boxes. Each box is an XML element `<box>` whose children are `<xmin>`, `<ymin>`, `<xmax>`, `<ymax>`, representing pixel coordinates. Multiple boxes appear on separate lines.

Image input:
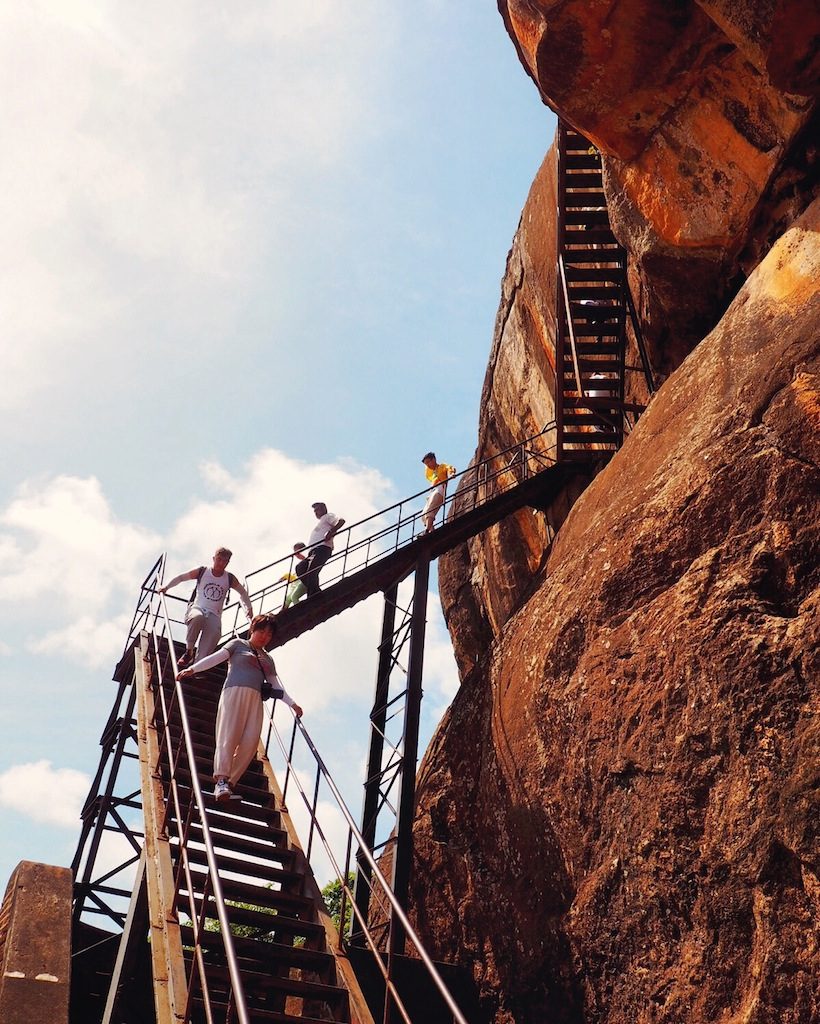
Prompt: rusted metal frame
<box><xmin>388</xmin><ymin>555</ymin><xmax>430</xmax><ymax>964</ymax></box>
<box><xmin>72</xmin><ymin>678</ymin><xmax>140</xmax><ymax>928</ymax></box>
<box><xmin>353</xmin><ymin>582</ymin><xmax>399</xmax><ymax>943</ymax></box>
<box><xmin>263</xmin><ymin>711</ymin><xmax>467</xmax><ymax>1024</ymax></box>
<box><xmin>624</xmin><ymin>279</ymin><xmax>656</xmax><ymax>394</ymax></box>
<box><xmin>182</xmin><ymin>871</ymin><xmax>216</xmax><ymax>1024</ymax></box>
<box><xmin>153</xmin><ymin>681</ymin><xmax>180</xmax><ymax>768</ymax></box>
<box><xmin>75</xmin><ymin>887</ymin><xmax>128</xmax><ymax>928</ymax></box>
<box><xmin>101</xmin><ymin>850</ymin><xmax>149</xmax><ymax>1024</ymax></box>
<box><xmin>280</xmin><ymin>717</ymin><xmax>298</xmax><ymax>804</ymax></box>
<box><xmin>169</xmin><ymin>794</ymin><xmax>197</xmax><ymax>913</ymax></box>
<box><xmin>145</xmin><ymin>613</ymin><xmax>252</xmax><ymax>1024</ymax></box>
<box><xmin>121</xmin><ymin>554</ymin><xmax>164</xmax><ymax>656</ymax></box>
<box><xmin>337</xmin><ymin>828</ymin><xmax>355</xmax><ymax>948</ymax></box>
<box><xmin>306</xmin><ymin>760</ymin><xmax>322</xmax><ymax>861</ymax></box>
<box><xmin>135</xmin><ymin>634</ymin><xmax>190</xmax><ymax>1024</ymax></box>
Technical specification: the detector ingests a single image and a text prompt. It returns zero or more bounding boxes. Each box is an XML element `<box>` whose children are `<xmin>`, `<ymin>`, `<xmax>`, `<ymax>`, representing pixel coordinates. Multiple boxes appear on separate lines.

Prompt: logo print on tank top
<box><xmin>204</xmin><ymin>582</ymin><xmax>226</xmax><ymax>601</ymax></box>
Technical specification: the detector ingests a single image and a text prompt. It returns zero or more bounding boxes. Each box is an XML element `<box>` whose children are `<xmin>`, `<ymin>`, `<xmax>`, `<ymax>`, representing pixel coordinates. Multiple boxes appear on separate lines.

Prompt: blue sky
<box><xmin>0</xmin><ymin>2</ymin><xmax>555</xmax><ymax>893</ymax></box>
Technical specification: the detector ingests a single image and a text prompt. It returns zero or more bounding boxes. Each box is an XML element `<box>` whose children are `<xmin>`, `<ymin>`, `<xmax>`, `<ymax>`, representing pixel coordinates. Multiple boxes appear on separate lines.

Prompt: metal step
<box><xmin>562</xmin><ymin>153</ymin><xmax>601</xmax><ymax>170</ymax></box>
<box><xmin>562</xmin><ymin>359</ymin><xmax>622</xmax><ymax>372</ymax></box>
<box><xmin>183</xmin><ymin>868</ymin><xmax>315</xmax><ymax>917</ymax></box>
<box><xmin>181</xmin><ymin>824</ymin><xmax>294</xmax><ymax>863</ymax></box>
<box><xmin>564</xmin><ymin>265</ymin><xmax>625</xmax><ymax>281</ymax></box>
<box><xmin>560</xmin><ymin>171</ymin><xmax>603</xmax><ymax>188</ymax></box>
<box><xmin>562</xmin><ymin>248</ymin><xmax>622</xmax><ymax>263</ymax></box>
<box><xmin>566</xmin><ymin>285</ymin><xmax>621</xmax><ymax>299</ymax></box>
<box><xmin>563</xmin><ymin>189</ymin><xmax>606</xmax><ymax>208</ymax></box>
<box><xmin>197</xmin><ymin>962</ymin><xmax>349</xmax><ymax>1010</ymax></box>
<box><xmin>178</xmin><ymin>926</ymin><xmax>334</xmax><ymax>975</ymax></box>
<box><xmin>560</xmin><ymin>432</ymin><xmax>620</xmax><ymax>444</ymax></box>
<box><xmin>180</xmin><ymin>847</ymin><xmax>303</xmax><ymax>889</ymax></box>
<box><xmin>564</xmin><ymin>209</ymin><xmax>610</xmax><ymax>226</ymax></box>
<box><xmin>563</xmin><ymin>227</ymin><xmax>618</xmax><ymax>242</ymax></box>
<box><xmin>189</xmin><ymin>997</ymin><xmax>344</xmax><ymax>1024</ymax></box>
<box><xmin>181</xmin><ymin>895</ymin><xmax>325</xmax><ymax>941</ymax></box>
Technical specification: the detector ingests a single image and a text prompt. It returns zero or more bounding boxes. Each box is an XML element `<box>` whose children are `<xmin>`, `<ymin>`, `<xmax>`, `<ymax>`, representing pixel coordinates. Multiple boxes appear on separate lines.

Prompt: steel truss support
<box><xmin>351</xmin><ymin>558</ymin><xmax>430</xmax><ymax>955</ymax></box>
<box><xmin>71</xmin><ymin>642</ymin><xmax>146</xmax><ymax>934</ymax></box>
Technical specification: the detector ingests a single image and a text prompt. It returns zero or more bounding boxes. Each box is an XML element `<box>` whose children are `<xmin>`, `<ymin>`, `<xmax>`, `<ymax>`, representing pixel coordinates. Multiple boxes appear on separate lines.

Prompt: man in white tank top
<box><xmin>159</xmin><ymin>547</ymin><xmax>253</xmax><ymax>667</ymax></box>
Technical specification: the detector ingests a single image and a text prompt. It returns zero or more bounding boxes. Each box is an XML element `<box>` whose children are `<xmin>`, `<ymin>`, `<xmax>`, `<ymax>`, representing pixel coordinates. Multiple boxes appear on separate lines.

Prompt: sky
<box><xmin>0</xmin><ymin>2</ymin><xmax>556</xmax><ymax>898</ymax></box>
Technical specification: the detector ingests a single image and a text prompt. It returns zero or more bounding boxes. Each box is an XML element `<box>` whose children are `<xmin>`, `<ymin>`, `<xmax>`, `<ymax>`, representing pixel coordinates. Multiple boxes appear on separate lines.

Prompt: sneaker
<box><xmin>214</xmin><ymin>779</ymin><xmax>232</xmax><ymax>802</ymax></box>
<box><xmin>178</xmin><ymin>650</ymin><xmax>194</xmax><ymax>669</ymax></box>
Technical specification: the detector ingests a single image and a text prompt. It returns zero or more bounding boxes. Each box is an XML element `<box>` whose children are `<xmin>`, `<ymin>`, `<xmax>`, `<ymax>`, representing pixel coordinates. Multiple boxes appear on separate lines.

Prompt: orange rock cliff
<box><xmin>405</xmin><ymin>4</ymin><xmax>819</xmax><ymax>1023</ymax></box>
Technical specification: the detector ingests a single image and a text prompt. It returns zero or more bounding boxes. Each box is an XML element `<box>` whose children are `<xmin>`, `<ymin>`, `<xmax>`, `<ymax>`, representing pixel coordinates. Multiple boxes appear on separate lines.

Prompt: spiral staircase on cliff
<box><xmin>23</xmin><ymin>121</ymin><xmax>657</xmax><ymax>1024</ymax></box>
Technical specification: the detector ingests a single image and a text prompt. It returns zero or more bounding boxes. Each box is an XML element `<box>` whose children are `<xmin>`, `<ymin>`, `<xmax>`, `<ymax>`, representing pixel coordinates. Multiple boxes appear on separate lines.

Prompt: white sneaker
<box><xmin>214</xmin><ymin>779</ymin><xmax>232</xmax><ymax>802</ymax></box>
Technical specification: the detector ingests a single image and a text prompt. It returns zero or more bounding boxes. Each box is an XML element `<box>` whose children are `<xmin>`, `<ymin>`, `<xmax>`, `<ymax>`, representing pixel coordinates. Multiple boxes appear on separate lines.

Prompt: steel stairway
<box><xmin>133</xmin><ymin>633</ymin><xmax>373</xmax><ymax>1024</ymax></box>
<box><xmin>556</xmin><ymin>121</ymin><xmax>653</xmax><ymax>460</ymax></box>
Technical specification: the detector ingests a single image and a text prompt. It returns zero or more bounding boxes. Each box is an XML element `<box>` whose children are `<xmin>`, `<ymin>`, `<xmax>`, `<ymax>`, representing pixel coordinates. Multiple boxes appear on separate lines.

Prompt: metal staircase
<box><xmin>65</xmin><ymin>118</ymin><xmax>657</xmax><ymax>1024</ymax></box>
<box><xmin>100</xmin><ymin>627</ymin><xmax>373</xmax><ymax>1024</ymax></box>
<box><xmin>556</xmin><ymin>121</ymin><xmax>654</xmax><ymax>460</ymax></box>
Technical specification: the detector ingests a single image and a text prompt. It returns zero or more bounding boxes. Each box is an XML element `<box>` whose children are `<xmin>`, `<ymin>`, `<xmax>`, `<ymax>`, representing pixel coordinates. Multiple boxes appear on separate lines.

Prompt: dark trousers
<box><xmin>296</xmin><ymin>544</ymin><xmax>332</xmax><ymax>596</ymax></box>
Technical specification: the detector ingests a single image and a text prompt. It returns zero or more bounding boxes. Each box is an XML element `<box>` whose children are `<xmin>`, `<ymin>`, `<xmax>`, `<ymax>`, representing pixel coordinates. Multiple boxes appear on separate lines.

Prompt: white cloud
<box><xmin>0</xmin><ymin>641</ymin><xmax>11</xmax><ymax>656</ymax></box>
<box><xmin>0</xmin><ymin>474</ymin><xmax>161</xmax><ymax>616</ymax></box>
<box><xmin>0</xmin><ymin>760</ymin><xmax>89</xmax><ymax>828</ymax></box>
<box><xmin>27</xmin><ymin>611</ymin><xmax>133</xmax><ymax>670</ymax></box>
<box><xmin>0</xmin><ymin>0</ymin><xmax>396</xmax><ymax>411</ymax></box>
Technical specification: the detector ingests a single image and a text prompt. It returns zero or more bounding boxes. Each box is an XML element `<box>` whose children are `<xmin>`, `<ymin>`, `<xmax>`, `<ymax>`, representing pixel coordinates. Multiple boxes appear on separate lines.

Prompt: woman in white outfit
<box><xmin>177</xmin><ymin>613</ymin><xmax>303</xmax><ymax>801</ymax></box>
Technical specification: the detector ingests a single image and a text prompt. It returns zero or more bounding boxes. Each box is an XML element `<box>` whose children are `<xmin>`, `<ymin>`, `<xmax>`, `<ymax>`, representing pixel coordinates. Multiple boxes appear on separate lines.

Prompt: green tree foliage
<box><xmin>321</xmin><ymin>873</ymin><xmax>355</xmax><ymax>937</ymax></box>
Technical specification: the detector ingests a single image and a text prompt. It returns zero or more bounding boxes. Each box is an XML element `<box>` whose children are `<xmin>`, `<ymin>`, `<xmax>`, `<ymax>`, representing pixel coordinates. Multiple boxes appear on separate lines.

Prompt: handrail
<box><xmin>263</xmin><ymin>702</ymin><xmax>470</xmax><ymax>1024</ymax></box>
<box><xmin>624</xmin><ymin>281</ymin><xmax>656</xmax><ymax>395</ymax></box>
<box><xmin>215</xmin><ymin>421</ymin><xmax>559</xmax><ymax>635</ymax></box>
<box><xmin>144</xmin><ymin>590</ymin><xmax>252</xmax><ymax>1024</ymax></box>
<box><xmin>558</xmin><ymin>254</ymin><xmax>585</xmax><ymax>398</ymax></box>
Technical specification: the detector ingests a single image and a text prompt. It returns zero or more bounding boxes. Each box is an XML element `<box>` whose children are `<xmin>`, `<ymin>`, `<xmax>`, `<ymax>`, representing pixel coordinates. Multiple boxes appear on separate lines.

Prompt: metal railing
<box><xmin>263</xmin><ymin>698</ymin><xmax>471</xmax><ymax>1024</ymax></box>
<box><xmin>126</xmin><ymin>562</ymin><xmax>471</xmax><ymax>1024</ymax></box>
<box><xmin>136</xmin><ymin>556</ymin><xmax>253</xmax><ymax>1024</ymax></box>
<box><xmin>209</xmin><ymin>421</ymin><xmax>559</xmax><ymax>636</ymax></box>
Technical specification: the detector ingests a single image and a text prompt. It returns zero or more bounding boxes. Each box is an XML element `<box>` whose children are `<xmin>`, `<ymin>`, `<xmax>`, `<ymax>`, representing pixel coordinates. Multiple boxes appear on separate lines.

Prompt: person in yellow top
<box><xmin>421</xmin><ymin>451</ymin><xmax>456</xmax><ymax>533</ymax></box>
<box><xmin>280</xmin><ymin>543</ymin><xmax>308</xmax><ymax>608</ymax></box>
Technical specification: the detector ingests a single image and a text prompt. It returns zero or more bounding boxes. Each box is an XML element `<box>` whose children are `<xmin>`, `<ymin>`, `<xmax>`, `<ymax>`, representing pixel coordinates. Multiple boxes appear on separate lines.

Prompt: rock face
<box><xmin>412</xmin><ymin>189</ymin><xmax>820</xmax><ymax>1024</ymax></box>
<box><xmin>405</xmin><ymin>7</ymin><xmax>819</xmax><ymax>1021</ymax></box>
<box><xmin>497</xmin><ymin>0</ymin><xmax>818</xmax><ymax>372</ymax></box>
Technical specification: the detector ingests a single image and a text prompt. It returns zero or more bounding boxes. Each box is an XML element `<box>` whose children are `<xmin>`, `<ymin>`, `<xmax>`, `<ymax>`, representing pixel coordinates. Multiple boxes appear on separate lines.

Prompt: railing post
<box><xmin>388</xmin><ymin>556</ymin><xmax>429</xmax><ymax>959</ymax></box>
<box><xmin>351</xmin><ymin>583</ymin><xmax>399</xmax><ymax>946</ymax></box>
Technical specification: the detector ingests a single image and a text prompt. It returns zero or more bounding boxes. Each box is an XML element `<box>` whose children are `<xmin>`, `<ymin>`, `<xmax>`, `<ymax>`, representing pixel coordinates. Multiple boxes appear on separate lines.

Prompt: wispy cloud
<box><xmin>0</xmin><ymin>760</ymin><xmax>90</xmax><ymax>828</ymax></box>
<box><xmin>0</xmin><ymin>0</ymin><xmax>395</xmax><ymax>412</ymax></box>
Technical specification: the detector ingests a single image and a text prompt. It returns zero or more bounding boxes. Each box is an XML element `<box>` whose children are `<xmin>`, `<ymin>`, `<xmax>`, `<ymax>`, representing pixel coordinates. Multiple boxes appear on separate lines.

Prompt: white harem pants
<box><xmin>422</xmin><ymin>484</ymin><xmax>446</xmax><ymax>531</ymax></box>
<box><xmin>214</xmin><ymin>685</ymin><xmax>263</xmax><ymax>786</ymax></box>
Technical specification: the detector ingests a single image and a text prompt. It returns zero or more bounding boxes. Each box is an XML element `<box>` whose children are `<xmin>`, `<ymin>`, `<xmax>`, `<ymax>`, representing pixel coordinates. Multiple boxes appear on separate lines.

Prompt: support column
<box><xmin>351</xmin><ymin>583</ymin><xmax>398</xmax><ymax>945</ymax></box>
<box><xmin>388</xmin><ymin>556</ymin><xmax>429</xmax><ymax>958</ymax></box>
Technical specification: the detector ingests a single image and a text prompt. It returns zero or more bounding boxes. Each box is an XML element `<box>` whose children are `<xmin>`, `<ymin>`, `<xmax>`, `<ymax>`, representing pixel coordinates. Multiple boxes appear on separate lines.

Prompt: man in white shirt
<box><xmin>295</xmin><ymin>502</ymin><xmax>346</xmax><ymax>597</ymax></box>
<box><xmin>159</xmin><ymin>547</ymin><xmax>253</xmax><ymax>666</ymax></box>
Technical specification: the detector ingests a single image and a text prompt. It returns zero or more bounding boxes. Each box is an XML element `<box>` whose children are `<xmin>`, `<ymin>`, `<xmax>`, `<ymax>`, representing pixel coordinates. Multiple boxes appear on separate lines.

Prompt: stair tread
<box><xmin>180</xmin><ymin>848</ymin><xmax>302</xmax><ymax>887</ymax></box>
<box><xmin>178</xmin><ymin>926</ymin><xmax>333</xmax><ymax>972</ymax></box>
<box><xmin>190</xmin><ymin>998</ymin><xmax>346</xmax><ymax>1024</ymax></box>
<box><xmin>184</xmin><ymin>814</ymin><xmax>290</xmax><ymax>848</ymax></box>
<box><xmin>182</xmin><ymin>896</ymin><xmax>324</xmax><ymax>937</ymax></box>
<box><xmin>199</xmin><ymin>962</ymin><xmax>348</xmax><ymax>1002</ymax></box>
<box><xmin>184</xmin><ymin>867</ymin><xmax>314</xmax><ymax>913</ymax></box>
